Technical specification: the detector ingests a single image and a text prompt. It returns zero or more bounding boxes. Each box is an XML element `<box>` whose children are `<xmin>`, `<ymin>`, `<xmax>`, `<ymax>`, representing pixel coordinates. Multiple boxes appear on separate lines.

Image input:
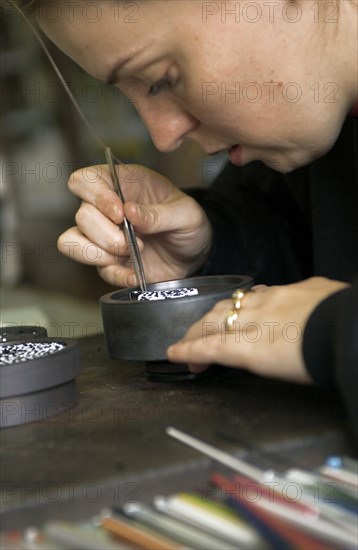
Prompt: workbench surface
<box><xmin>1</xmin><ymin>335</ymin><xmax>353</xmax><ymax>528</ymax></box>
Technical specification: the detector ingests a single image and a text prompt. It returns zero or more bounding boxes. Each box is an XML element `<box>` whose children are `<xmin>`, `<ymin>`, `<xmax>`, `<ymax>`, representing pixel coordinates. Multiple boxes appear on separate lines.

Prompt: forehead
<box><xmin>39</xmin><ymin>1</ymin><xmax>180</xmax><ymax>81</ymax></box>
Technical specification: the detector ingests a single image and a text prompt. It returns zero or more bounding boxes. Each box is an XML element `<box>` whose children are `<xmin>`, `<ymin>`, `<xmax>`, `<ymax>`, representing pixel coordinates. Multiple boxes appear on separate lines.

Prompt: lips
<box><xmin>228</xmin><ymin>145</ymin><xmax>242</xmax><ymax>166</ymax></box>
<box><xmin>208</xmin><ymin>149</ymin><xmax>224</xmax><ymax>156</ymax></box>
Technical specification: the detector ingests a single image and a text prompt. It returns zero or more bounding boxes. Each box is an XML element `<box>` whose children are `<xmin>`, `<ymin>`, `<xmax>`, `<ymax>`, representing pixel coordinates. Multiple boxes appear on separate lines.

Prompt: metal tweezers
<box><xmin>105</xmin><ymin>147</ymin><xmax>147</xmax><ymax>293</ymax></box>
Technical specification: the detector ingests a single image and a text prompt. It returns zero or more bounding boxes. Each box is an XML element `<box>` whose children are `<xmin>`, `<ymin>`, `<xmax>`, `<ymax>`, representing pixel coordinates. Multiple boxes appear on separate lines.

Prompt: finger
<box><xmin>75</xmin><ymin>202</ymin><xmax>128</xmax><ymax>255</ymax></box>
<box><xmin>187</xmin><ymin>363</ymin><xmax>210</xmax><ymax>373</ymax></box>
<box><xmin>116</xmin><ymin>163</ymin><xmax>175</xmax><ymax>203</ymax></box>
<box><xmin>124</xmin><ymin>194</ymin><xmax>200</xmax><ymax>235</ymax></box>
<box><xmin>68</xmin><ymin>165</ymin><xmax>123</xmax><ymax>224</ymax></box>
<box><xmin>251</xmin><ymin>284</ymin><xmax>268</xmax><ymax>292</ymax></box>
<box><xmin>57</xmin><ymin>227</ymin><xmax>122</xmax><ymax>267</ymax></box>
<box><xmin>98</xmin><ymin>264</ymin><xmax>137</xmax><ymax>288</ymax></box>
<box><xmin>164</xmin><ymin>300</ymin><xmax>231</xmax><ymax>352</ymax></box>
<box><xmin>170</xmin><ymin>299</ymin><xmax>231</xmax><ymax>344</ymax></box>
<box><xmin>168</xmin><ymin>330</ymin><xmax>252</xmax><ymax>370</ymax></box>
<box><xmin>182</xmin><ymin>294</ymin><xmax>260</xmax><ymax>346</ymax></box>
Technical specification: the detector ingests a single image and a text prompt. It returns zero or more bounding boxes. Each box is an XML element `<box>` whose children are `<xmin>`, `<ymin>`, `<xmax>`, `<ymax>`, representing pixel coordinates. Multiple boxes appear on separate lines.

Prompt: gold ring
<box><xmin>224</xmin><ymin>287</ymin><xmax>249</xmax><ymax>331</ymax></box>
<box><xmin>225</xmin><ymin>309</ymin><xmax>239</xmax><ymax>331</ymax></box>
<box><xmin>232</xmin><ymin>288</ymin><xmax>248</xmax><ymax>310</ymax></box>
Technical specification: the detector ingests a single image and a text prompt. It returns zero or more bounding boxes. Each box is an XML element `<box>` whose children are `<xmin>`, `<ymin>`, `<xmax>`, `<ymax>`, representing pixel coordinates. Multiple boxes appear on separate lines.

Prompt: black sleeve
<box><xmin>190</xmin><ymin>160</ymin><xmax>312</xmax><ymax>285</ymax></box>
<box><xmin>303</xmin><ymin>280</ymin><xmax>358</xmax><ymax>439</ymax></box>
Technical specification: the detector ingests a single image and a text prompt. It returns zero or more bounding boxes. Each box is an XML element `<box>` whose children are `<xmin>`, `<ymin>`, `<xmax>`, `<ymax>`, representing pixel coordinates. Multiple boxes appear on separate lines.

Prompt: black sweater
<box><xmin>195</xmin><ymin>117</ymin><xmax>358</xmax><ymax>437</ymax></box>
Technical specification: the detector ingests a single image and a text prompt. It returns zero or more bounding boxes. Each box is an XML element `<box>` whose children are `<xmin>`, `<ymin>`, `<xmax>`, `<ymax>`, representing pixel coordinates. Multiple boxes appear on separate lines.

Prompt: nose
<box><xmin>135</xmin><ymin>98</ymin><xmax>199</xmax><ymax>153</ymax></box>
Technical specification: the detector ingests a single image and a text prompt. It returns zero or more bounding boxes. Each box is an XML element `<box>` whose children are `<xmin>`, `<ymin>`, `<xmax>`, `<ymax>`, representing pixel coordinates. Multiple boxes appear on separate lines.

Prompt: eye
<box><xmin>148</xmin><ymin>77</ymin><xmax>174</xmax><ymax>97</ymax></box>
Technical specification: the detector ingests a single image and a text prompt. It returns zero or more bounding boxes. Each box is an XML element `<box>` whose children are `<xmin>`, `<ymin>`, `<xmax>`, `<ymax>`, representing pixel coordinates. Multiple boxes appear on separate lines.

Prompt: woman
<box><xmin>12</xmin><ymin>1</ymin><xmax>358</xmax><ymax>435</ymax></box>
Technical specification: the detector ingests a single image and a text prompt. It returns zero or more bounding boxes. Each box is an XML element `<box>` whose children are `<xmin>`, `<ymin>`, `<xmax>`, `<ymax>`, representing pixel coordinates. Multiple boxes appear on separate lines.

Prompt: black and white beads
<box><xmin>0</xmin><ymin>342</ymin><xmax>65</xmax><ymax>366</ymax></box>
<box><xmin>131</xmin><ymin>287</ymin><xmax>199</xmax><ymax>301</ymax></box>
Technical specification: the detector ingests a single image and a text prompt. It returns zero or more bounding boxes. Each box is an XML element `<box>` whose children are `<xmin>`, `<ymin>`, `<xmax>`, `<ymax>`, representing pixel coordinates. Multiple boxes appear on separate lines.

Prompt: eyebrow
<box><xmin>104</xmin><ymin>42</ymin><xmax>155</xmax><ymax>85</ymax></box>
<box><xmin>105</xmin><ymin>54</ymin><xmax>136</xmax><ymax>85</ymax></box>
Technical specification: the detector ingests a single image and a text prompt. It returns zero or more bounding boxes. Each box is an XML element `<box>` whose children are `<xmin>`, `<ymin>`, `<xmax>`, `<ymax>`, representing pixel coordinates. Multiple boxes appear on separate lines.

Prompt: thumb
<box><xmin>124</xmin><ymin>201</ymin><xmax>181</xmax><ymax>235</ymax></box>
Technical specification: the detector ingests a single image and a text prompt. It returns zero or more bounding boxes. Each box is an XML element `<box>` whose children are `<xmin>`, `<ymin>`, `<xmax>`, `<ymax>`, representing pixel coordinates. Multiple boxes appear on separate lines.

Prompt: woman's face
<box><xmin>40</xmin><ymin>0</ymin><xmax>354</xmax><ymax>172</ymax></box>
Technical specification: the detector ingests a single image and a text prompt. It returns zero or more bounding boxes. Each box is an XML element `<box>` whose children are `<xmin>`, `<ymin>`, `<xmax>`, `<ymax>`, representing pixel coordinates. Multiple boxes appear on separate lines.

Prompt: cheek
<box><xmin>194</xmin><ymin>95</ymin><xmax>276</xmax><ymax>142</ymax></box>
<box><xmin>182</xmin><ymin>65</ymin><xmax>325</xmax><ymax>150</ymax></box>
<box><xmin>185</xmin><ymin>72</ymin><xmax>275</xmax><ymax>122</ymax></box>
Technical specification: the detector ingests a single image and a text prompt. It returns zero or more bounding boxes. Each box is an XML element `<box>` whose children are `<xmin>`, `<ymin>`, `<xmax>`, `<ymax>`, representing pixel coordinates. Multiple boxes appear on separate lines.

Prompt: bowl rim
<box><xmin>100</xmin><ymin>274</ymin><xmax>254</xmax><ymax>307</ymax></box>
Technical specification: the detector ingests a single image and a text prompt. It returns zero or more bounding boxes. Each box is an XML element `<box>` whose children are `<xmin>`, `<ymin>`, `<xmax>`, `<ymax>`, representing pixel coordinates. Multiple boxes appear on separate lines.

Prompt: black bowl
<box><xmin>100</xmin><ymin>275</ymin><xmax>253</xmax><ymax>361</ymax></box>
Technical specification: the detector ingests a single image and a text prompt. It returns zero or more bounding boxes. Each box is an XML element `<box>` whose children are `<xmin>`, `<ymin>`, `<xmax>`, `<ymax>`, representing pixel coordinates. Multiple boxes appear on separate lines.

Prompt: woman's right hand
<box><xmin>58</xmin><ymin>164</ymin><xmax>213</xmax><ymax>287</ymax></box>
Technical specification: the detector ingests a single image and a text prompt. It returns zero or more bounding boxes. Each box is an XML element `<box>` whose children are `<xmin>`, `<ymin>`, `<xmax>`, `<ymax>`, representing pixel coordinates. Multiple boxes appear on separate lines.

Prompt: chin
<box><xmin>263</xmin><ymin>148</ymin><xmax>325</xmax><ymax>174</ymax></box>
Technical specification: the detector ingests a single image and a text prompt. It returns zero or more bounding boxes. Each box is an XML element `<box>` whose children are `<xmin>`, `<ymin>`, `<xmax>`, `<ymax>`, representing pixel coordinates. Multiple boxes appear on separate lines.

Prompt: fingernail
<box><xmin>111</xmin><ymin>204</ymin><xmax>120</xmax><ymax>220</ymax></box>
<box><xmin>169</xmin><ymin>342</ymin><xmax>181</xmax><ymax>352</ymax></box>
<box><xmin>129</xmin><ymin>275</ymin><xmax>137</xmax><ymax>287</ymax></box>
<box><xmin>133</xmin><ymin>204</ymin><xmax>142</xmax><ymax>220</ymax></box>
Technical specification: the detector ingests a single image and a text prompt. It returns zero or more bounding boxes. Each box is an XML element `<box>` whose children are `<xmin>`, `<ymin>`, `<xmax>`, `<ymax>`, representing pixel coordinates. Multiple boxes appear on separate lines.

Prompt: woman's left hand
<box><xmin>167</xmin><ymin>277</ymin><xmax>349</xmax><ymax>383</ymax></box>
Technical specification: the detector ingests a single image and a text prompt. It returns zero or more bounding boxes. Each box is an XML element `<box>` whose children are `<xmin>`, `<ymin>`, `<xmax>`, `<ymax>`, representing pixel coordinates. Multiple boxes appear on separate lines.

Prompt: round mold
<box><xmin>0</xmin><ymin>381</ymin><xmax>77</xmax><ymax>428</ymax></box>
<box><xmin>0</xmin><ymin>338</ymin><xmax>80</xmax><ymax>399</ymax></box>
<box><xmin>100</xmin><ymin>274</ymin><xmax>253</xmax><ymax>361</ymax></box>
<box><xmin>0</xmin><ymin>326</ymin><xmax>48</xmax><ymax>343</ymax></box>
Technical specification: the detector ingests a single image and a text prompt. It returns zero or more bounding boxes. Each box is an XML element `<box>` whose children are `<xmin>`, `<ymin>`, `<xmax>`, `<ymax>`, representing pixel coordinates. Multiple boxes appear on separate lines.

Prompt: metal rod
<box><xmin>9</xmin><ymin>1</ymin><xmax>147</xmax><ymax>291</ymax></box>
